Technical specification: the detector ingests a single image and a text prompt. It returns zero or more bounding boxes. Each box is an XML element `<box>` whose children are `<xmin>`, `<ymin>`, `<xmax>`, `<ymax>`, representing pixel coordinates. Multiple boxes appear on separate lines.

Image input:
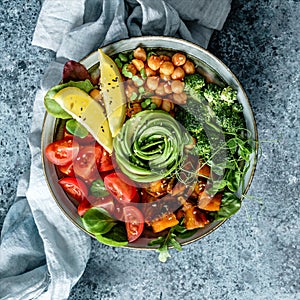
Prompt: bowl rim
<box><xmin>41</xmin><ymin>36</ymin><xmax>259</xmax><ymax>250</ymax></box>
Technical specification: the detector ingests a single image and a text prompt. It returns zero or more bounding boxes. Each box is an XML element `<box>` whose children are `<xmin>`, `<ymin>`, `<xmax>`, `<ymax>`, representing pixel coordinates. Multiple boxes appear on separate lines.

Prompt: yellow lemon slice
<box><xmin>98</xmin><ymin>48</ymin><xmax>126</xmax><ymax>138</ymax></box>
<box><xmin>53</xmin><ymin>87</ymin><xmax>113</xmax><ymax>153</ymax></box>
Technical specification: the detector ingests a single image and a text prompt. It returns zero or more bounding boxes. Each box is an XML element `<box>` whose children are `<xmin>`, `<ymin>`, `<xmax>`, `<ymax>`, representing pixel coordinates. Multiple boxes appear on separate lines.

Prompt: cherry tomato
<box><xmin>77</xmin><ymin>195</ymin><xmax>115</xmax><ymax>217</ymax></box>
<box><xmin>45</xmin><ymin>139</ymin><xmax>79</xmax><ymax>166</ymax></box>
<box><xmin>104</xmin><ymin>172</ymin><xmax>139</xmax><ymax>204</ymax></box>
<box><xmin>123</xmin><ymin>206</ymin><xmax>144</xmax><ymax>242</ymax></box>
<box><xmin>77</xmin><ymin>199</ymin><xmax>92</xmax><ymax>217</ymax></box>
<box><xmin>64</xmin><ymin>126</ymin><xmax>96</xmax><ymax>145</ymax></box>
<box><xmin>63</xmin><ymin>127</ymin><xmax>73</xmax><ymax>141</ymax></box>
<box><xmin>73</xmin><ymin>145</ymin><xmax>102</xmax><ymax>181</ymax></box>
<box><xmin>98</xmin><ymin>149</ymin><xmax>114</xmax><ymax>172</ymax></box>
<box><xmin>59</xmin><ymin>177</ymin><xmax>88</xmax><ymax>202</ymax></box>
<box><xmin>57</xmin><ymin>162</ymin><xmax>75</xmax><ymax>177</ymax></box>
<box><xmin>89</xmin><ymin>195</ymin><xmax>115</xmax><ymax>216</ymax></box>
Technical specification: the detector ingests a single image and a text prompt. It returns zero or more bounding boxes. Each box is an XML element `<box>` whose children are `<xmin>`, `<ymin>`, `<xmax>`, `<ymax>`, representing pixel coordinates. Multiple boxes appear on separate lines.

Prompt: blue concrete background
<box><xmin>0</xmin><ymin>0</ymin><xmax>299</xmax><ymax>299</ymax></box>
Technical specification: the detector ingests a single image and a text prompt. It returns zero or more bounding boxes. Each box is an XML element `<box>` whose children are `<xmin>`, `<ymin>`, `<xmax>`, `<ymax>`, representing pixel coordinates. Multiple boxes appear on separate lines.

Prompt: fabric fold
<box><xmin>1</xmin><ymin>0</ymin><xmax>232</xmax><ymax>299</ymax></box>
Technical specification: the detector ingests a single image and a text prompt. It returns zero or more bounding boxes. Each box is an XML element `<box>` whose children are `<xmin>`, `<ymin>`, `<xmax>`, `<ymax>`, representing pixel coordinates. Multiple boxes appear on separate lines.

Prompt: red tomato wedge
<box><xmin>78</xmin><ymin>199</ymin><xmax>92</xmax><ymax>217</ymax></box>
<box><xmin>77</xmin><ymin>195</ymin><xmax>115</xmax><ymax>217</ymax></box>
<box><xmin>57</xmin><ymin>162</ymin><xmax>75</xmax><ymax>177</ymax></box>
<box><xmin>45</xmin><ymin>139</ymin><xmax>79</xmax><ymax>166</ymax></box>
<box><xmin>88</xmin><ymin>195</ymin><xmax>115</xmax><ymax>216</ymax></box>
<box><xmin>98</xmin><ymin>149</ymin><xmax>114</xmax><ymax>172</ymax></box>
<box><xmin>64</xmin><ymin>126</ymin><xmax>96</xmax><ymax>145</ymax></box>
<box><xmin>73</xmin><ymin>145</ymin><xmax>102</xmax><ymax>181</ymax></box>
<box><xmin>104</xmin><ymin>172</ymin><xmax>139</xmax><ymax>204</ymax></box>
<box><xmin>59</xmin><ymin>177</ymin><xmax>88</xmax><ymax>202</ymax></box>
<box><xmin>123</xmin><ymin>206</ymin><xmax>144</xmax><ymax>242</ymax></box>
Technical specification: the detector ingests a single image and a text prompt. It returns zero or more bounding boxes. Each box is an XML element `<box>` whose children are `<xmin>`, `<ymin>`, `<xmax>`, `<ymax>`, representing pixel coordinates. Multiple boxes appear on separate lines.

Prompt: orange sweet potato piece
<box><xmin>198</xmin><ymin>164</ymin><xmax>211</xmax><ymax>178</ymax></box>
<box><xmin>184</xmin><ymin>206</ymin><xmax>209</xmax><ymax>230</ymax></box>
<box><xmin>198</xmin><ymin>190</ymin><xmax>222</xmax><ymax>211</ymax></box>
<box><xmin>151</xmin><ymin>213</ymin><xmax>179</xmax><ymax>233</ymax></box>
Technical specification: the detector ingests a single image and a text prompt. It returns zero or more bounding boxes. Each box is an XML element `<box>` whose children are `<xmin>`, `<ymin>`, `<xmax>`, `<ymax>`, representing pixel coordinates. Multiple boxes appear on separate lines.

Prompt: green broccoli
<box><xmin>184</xmin><ymin>74</ymin><xmax>206</xmax><ymax>99</ymax></box>
<box><xmin>203</xmin><ymin>83</ymin><xmax>222</xmax><ymax>103</ymax></box>
<box><xmin>220</xmin><ymin>86</ymin><xmax>237</xmax><ymax>105</ymax></box>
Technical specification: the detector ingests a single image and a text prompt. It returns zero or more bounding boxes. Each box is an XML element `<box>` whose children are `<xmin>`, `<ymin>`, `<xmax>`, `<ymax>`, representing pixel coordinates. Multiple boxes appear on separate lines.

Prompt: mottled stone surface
<box><xmin>0</xmin><ymin>0</ymin><xmax>299</xmax><ymax>299</ymax></box>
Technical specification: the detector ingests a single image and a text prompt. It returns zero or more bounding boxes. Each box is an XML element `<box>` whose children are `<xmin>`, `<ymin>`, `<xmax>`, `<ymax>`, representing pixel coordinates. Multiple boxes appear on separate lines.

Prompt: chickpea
<box><xmin>89</xmin><ymin>89</ymin><xmax>102</xmax><ymax>102</ymax></box>
<box><xmin>155</xmin><ymin>82</ymin><xmax>167</xmax><ymax>96</ymax></box>
<box><xmin>163</xmin><ymin>82</ymin><xmax>173</xmax><ymax>94</ymax></box>
<box><xmin>133</xmin><ymin>47</ymin><xmax>147</xmax><ymax>61</ymax></box>
<box><xmin>126</xmin><ymin>63</ymin><xmax>137</xmax><ymax>76</ymax></box>
<box><xmin>172</xmin><ymin>53</ymin><xmax>186</xmax><ymax>66</ymax></box>
<box><xmin>148</xmin><ymin>55</ymin><xmax>162</xmax><ymax>71</ymax></box>
<box><xmin>159</xmin><ymin>55</ymin><xmax>171</xmax><ymax>62</ymax></box>
<box><xmin>146</xmin><ymin>76</ymin><xmax>160</xmax><ymax>91</ymax></box>
<box><xmin>171</xmin><ymin>80</ymin><xmax>184</xmax><ymax>94</ymax></box>
<box><xmin>182</xmin><ymin>60</ymin><xmax>195</xmax><ymax>74</ymax></box>
<box><xmin>160</xmin><ymin>73</ymin><xmax>171</xmax><ymax>81</ymax></box>
<box><xmin>172</xmin><ymin>92</ymin><xmax>187</xmax><ymax>104</ymax></box>
<box><xmin>161</xmin><ymin>99</ymin><xmax>174</xmax><ymax>112</ymax></box>
<box><xmin>171</xmin><ymin>67</ymin><xmax>185</xmax><ymax>80</ymax></box>
<box><xmin>125</xmin><ymin>83</ymin><xmax>138</xmax><ymax>99</ymax></box>
<box><xmin>131</xmin><ymin>59</ymin><xmax>144</xmax><ymax>71</ymax></box>
<box><xmin>151</xmin><ymin>96</ymin><xmax>162</xmax><ymax>108</ymax></box>
<box><xmin>159</xmin><ymin>61</ymin><xmax>175</xmax><ymax>76</ymax></box>
<box><xmin>145</xmin><ymin>65</ymin><xmax>157</xmax><ymax>77</ymax></box>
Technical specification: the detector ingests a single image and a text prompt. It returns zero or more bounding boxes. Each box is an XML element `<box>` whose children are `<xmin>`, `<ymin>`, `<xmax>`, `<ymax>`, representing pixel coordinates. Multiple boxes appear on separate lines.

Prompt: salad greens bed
<box><xmin>43</xmin><ymin>46</ymin><xmax>256</xmax><ymax>262</ymax></box>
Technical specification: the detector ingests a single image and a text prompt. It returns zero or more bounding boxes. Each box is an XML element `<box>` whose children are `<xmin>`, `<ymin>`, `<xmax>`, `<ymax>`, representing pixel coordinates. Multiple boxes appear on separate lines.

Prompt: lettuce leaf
<box><xmin>44</xmin><ymin>79</ymin><xmax>96</xmax><ymax>119</ymax></box>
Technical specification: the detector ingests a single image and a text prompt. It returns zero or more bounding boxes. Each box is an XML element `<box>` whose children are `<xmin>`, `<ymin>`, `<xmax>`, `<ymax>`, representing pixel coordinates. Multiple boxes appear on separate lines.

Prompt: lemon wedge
<box><xmin>53</xmin><ymin>87</ymin><xmax>113</xmax><ymax>153</ymax></box>
<box><xmin>98</xmin><ymin>48</ymin><xmax>126</xmax><ymax>138</ymax></box>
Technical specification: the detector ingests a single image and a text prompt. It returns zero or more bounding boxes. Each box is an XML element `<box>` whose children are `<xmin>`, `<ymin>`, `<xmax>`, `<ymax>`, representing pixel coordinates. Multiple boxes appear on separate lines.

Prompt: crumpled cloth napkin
<box><xmin>0</xmin><ymin>0</ymin><xmax>231</xmax><ymax>299</ymax></box>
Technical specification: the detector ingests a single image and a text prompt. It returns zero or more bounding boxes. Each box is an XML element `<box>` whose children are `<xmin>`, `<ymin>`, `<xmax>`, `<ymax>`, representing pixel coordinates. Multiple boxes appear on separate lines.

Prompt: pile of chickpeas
<box><xmin>123</xmin><ymin>47</ymin><xmax>196</xmax><ymax>117</ymax></box>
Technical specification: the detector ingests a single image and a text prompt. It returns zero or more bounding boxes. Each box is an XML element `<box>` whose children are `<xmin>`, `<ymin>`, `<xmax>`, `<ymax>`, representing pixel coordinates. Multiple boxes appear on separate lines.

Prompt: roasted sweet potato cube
<box><xmin>151</xmin><ymin>213</ymin><xmax>179</xmax><ymax>233</ymax></box>
<box><xmin>198</xmin><ymin>164</ymin><xmax>211</xmax><ymax>178</ymax></box>
<box><xmin>184</xmin><ymin>206</ymin><xmax>209</xmax><ymax>230</ymax></box>
<box><xmin>198</xmin><ymin>190</ymin><xmax>222</xmax><ymax>211</ymax></box>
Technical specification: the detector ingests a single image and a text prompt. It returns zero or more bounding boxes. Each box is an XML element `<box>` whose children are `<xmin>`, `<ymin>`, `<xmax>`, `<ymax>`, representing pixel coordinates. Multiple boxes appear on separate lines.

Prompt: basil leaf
<box><xmin>212</xmin><ymin>192</ymin><xmax>241</xmax><ymax>220</ymax></box>
<box><xmin>66</xmin><ymin>119</ymin><xmax>89</xmax><ymax>138</ymax></box>
<box><xmin>96</xmin><ymin>225</ymin><xmax>128</xmax><ymax>247</ymax></box>
<box><xmin>81</xmin><ymin>207</ymin><xmax>116</xmax><ymax>235</ymax></box>
<box><xmin>90</xmin><ymin>179</ymin><xmax>110</xmax><ymax>198</ymax></box>
<box><xmin>225</xmin><ymin>169</ymin><xmax>241</xmax><ymax>192</ymax></box>
<box><xmin>44</xmin><ymin>79</ymin><xmax>95</xmax><ymax>118</ymax></box>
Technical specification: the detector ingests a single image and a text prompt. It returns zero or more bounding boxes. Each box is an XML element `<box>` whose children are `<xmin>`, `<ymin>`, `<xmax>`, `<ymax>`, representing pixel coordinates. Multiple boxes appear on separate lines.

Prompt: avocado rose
<box><xmin>113</xmin><ymin>110</ymin><xmax>192</xmax><ymax>183</ymax></box>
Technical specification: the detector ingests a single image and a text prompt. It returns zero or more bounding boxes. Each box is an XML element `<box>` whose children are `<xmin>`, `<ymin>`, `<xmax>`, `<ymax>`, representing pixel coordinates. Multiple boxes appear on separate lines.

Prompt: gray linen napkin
<box><xmin>0</xmin><ymin>0</ymin><xmax>231</xmax><ymax>299</ymax></box>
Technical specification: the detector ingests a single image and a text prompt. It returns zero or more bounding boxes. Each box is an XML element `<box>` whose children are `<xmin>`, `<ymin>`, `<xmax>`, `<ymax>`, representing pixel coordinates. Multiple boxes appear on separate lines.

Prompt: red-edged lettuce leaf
<box><xmin>63</xmin><ymin>60</ymin><xmax>95</xmax><ymax>84</ymax></box>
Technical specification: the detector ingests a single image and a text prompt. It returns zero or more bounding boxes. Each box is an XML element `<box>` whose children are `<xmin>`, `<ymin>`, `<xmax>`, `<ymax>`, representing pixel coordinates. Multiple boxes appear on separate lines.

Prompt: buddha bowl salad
<box><xmin>44</xmin><ymin>46</ymin><xmax>255</xmax><ymax>262</ymax></box>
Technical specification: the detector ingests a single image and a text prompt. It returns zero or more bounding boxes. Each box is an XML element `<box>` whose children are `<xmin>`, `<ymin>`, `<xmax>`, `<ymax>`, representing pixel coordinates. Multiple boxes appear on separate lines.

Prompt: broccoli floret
<box><xmin>203</xmin><ymin>83</ymin><xmax>222</xmax><ymax>103</ymax></box>
<box><xmin>213</xmin><ymin>105</ymin><xmax>245</xmax><ymax>134</ymax></box>
<box><xmin>220</xmin><ymin>86</ymin><xmax>237</xmax><ymax>105</ymax></box>
<box><xmin>184</xmin><ymin>74</ymin><xmax>205</xmax><ymax>99</ymax></box>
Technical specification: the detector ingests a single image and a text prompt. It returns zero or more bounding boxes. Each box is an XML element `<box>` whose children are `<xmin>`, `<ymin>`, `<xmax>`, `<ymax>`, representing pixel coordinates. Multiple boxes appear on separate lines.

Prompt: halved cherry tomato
<box><xmin>59</xmin><ymin>177</ymin><xmax>88</xmax><ymax>202</ymax></box>
<box><xmin>77</xmin><ymin>195</ymin><xmax>115</xmax><ymax>217</ymax></box>
<box><xmin>64</xmin><ymin>126</ymin><xmax>96</xmax><ymax>145</ymax></box>
<box><xmin>104</xmin><ymin>172</ymin><xmax>139</xmax><ymax>204</ymax></box>
<box><xmin>57</xmin><ymin>162</ymin><xmax>75</xmax><ymax>177</ymax></box>
<box><xmin>74</xmin><ymin>133</ymin><xmax>96</xmax><ymax>145</ymax></box>
<box><xmin>45</xmin><ymin>139</ymin><xmax>79</xmax><ymax>166</ymax></box>
<box><xmin>73</xmin><ymin>145</ymin><xmax>102</xmax><ymax>181</ymax></box>
<box><xmin>123</xmin><ymin>206</ymin><xmax>144</xmax><ymax>242</ymax></box>
<box><xmin>78</xmin><ymin>199</ymin><xmax>92</xmax><ymax>217</ymax></box>
<box><xmin>98</xmin><ymin>149</ymin><xmax>114</xmax><ymax>172</ymax></box>
<box><xmin>89</xmin><ymin>195</ymin><xmax>115</xmax><ymax>216</ymax></box>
